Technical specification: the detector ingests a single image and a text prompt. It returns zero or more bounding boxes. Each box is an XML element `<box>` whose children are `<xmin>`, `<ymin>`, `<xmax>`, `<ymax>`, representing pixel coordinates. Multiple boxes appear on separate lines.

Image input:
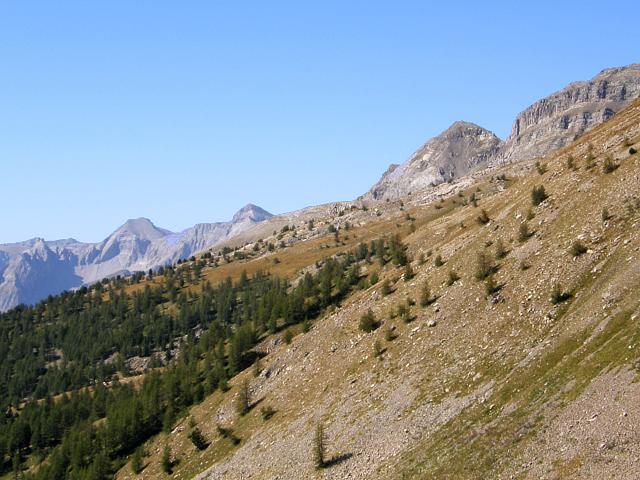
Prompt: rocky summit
<box><xmin>496</xmin><ymin>64</ymin><xmax>640</xmax><ymax>165</ymax></box>
<box><xmin>366</xmin><ymin>121</ymin><xmax>502</xmax><ymax>200</ymax></box>
<box><xmin>366</xmin><ymin>64</ymin><xmax>640</xmax><ymax>200</ymax></box>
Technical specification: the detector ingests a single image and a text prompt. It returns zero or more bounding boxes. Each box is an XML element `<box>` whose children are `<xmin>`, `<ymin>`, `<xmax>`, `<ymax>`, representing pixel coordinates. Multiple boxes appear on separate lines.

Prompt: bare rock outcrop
<box><xmin>365</xmin><ymin>64</ymin><xmax>640</xmax><ymax>201</ymax></box>
<box><xmin>496</xmin><ymin>64</ymin><xmax>640</xmax><ymax>165</ymax></box>
<box><xmin>366</xmin><ymin>121</ymin><xmax>502</xmax><ymax>200</ymax></box>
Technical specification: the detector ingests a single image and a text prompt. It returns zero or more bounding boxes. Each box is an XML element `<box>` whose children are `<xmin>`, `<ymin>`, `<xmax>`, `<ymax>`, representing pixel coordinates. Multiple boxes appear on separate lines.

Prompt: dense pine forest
<box><xmin>0</xmin><ymin>235</ymin><xmax>406</xmax><ymax>479</ymax></box>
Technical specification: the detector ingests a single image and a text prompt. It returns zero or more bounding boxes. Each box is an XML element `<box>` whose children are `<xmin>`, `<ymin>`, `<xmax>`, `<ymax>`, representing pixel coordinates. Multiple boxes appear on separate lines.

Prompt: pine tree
<box><xmin>485</xmin><ymin>274</ymin><xmax>499</xmax><ymax>296</ymax></box>
<box><xmin>495</xmin><ymin>238</ymin><xmax>507</xmax><ymax>259</ymax></box>
<box><xmin>419</xmin><ymin>282</ymin><xmax>432</xmax><ymax>307</ymax></box>
<box><xmin>518</xmin><ymin>222</ymin><xmax>531</xmax><ymax>242</ymax></box>
<box><xmin>474</xmin><ymin>251</ymin><xmax>495</xmax><ymax>280</ymax></box>
<box><xmin>235</xmin><ymin>379</ymin><xmax>250</xmax><ymax>416</ymax></box>
<box><xmin>131</xmin><ymin>447</ymin><xmax>144</xmax><ymax>474</ymax></box>
<box><xmin>313</xmin><ymin>422</ymin><xmax>326</xmax><ymax>469</ymax></box>
<box><xmin>380</xmin><ymin>279</ymin><xmax>392</xmax><ymax>296</ymax></box>
<box><xmin>161</xmin><ymin>445</ymin><xmax>172</xmax><ymax>474</ymax></box>
<box><xmin>359</xmin><ymin>309</ymin><xmax>378</xmax><ymax>333</ymax></box>
<box><xmin>403</xmin><ymin>263</ymin><xmax>415</xmax><ymax>281</ymax></box>
<box><xmin>477</xmin><ymin>209</ymin><xmax>490</xmax><ymax>225</ymax></box>
<box><xmin>446</xmin><ymin>270</ymin><xmax>460</xmax><ymax>286</ymax></box>
<box><xmin>531</xmin><ymin>185</ymin><xmax>548</xmax><ymax>206</ymax></box>
<box><xmin>189</xmin><ymin>427</ymin><xmax>209</xmax><ymax>450</ymax></box>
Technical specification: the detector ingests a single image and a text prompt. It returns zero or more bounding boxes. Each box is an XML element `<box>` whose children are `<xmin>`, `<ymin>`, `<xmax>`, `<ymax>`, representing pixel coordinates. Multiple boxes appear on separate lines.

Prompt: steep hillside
<box><xmin>0</xmin><ymin>205</ymin><xmax>273</xmax><ymax>311</ymax></box>
<box><xmin>104</xmin><ymin>98</ymin><xmax>640</xmax><ymax>479</ymax></box>
<box><xmin>366</xmin><ymin>63</ymin><xmax>640</xmax><ymax>200</ymax></box>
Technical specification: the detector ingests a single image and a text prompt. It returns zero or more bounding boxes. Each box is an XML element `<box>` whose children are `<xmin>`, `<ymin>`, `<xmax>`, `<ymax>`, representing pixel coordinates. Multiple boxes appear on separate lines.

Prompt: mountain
<box><xmin>496</xmin><ymin>64</ymin><xmax>640</xmax><ymax>165</ymax></box>
<box><xmin>366</xmin><ymin>63</ymin><xmax>640</xmax><ymax>200</ymax></box>
<box><xmin>3</xmin><ymin>66</ymin><xmax>640</xmax><ymax>480</ymax></box>
<box><xmin>0</xmin><ymin>204</ymin><xmax>273</xmax><ymax>312</ymax></box>
<box><xmin>128</xmin><ymin>95</ymin><xmax>640</xmax><ymax>480</ymax></box>
<box><xmin>367</xmin><ymin>121</ymin><xmax>502</xmax><ymax>200</ymax></box>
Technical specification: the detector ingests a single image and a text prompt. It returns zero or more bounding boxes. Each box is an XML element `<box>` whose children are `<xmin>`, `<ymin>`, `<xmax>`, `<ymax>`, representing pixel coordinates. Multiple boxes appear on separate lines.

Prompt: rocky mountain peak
<box><xmin>365</xmin><ymin>121</ymin><xmax>502</xmax><ymax>200</ymax></box>
<box><xmin>365</xmin><ymin>63</ymin><xmax>640</xmax><ymax>200</ymax></box>
<box><xmin>231</xmin><ymin>204</ymin><xmax>273</xmax><ymax>224</ymax></box>
<box><xmin>28</xmin><ymin>238</ymin><xmax>51</xmax><ymax>260</ymax></box>
<box><xmin>111</xmin><ymin>218</ymin><xmax>172</xmax><ymax>241</ymax></box>
<box><xmin>495</xmin><ymin>63</ymin><xmax>640</xmax><ymax>164</ymax></box>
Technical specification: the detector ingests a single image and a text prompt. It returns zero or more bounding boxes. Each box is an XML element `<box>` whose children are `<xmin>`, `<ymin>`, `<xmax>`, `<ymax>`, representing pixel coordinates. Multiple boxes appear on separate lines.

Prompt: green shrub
<box><xmin>313</xmin><ymin>423</ymin><xmax>327</xmax><ymax>469</ymax></box>
<box><xmin>569</xmin><ymin>240</ymin><xmax>587</xmax><ymax>257</ymax></box>
<box><xmin>302</xmin><ymin>319</ymin><xmax>311</xmax><ymax>333</ymax></box>
<box><xmin>131</xmin><ymin>447</ymin><xmax>144</xmax><ymax>474</ymax></box>
<box><xmin>419</xmin><ymin>281</ymin><xmax>433</xmax><ymax>306</ymax></box>
<box><xmin>474</xmin><ymin>251</ymin><xmax>495</xmax><ymax>280</ymax></box>
<box><xmin>189</xmin><ymin>427</ymin><xmax>209</xmax><ymax>450</ymax></box>
<box><xmin>380</xmin><ymin>279</ymin><xmax>392</xmax><ymax>296</ymax></box>
<box><xmin>477</xmin><ymin>209</ymin><xmax>490</xmax><ymax>225</ymax></box>
<box><xmin>403</xmin><ymin>263</ymin><xmax>415</xmax><ymax>281</ymax></box>
<box><xmin>602</xmin><ymin>155</ymin><xmax>618</xmax><ymax>174</ymax></box>
<box><xmin>526</xmin><ymin>208</ymin><xmax>535</xmax><ymax>220</ymax></box>
<box><xmin>518</xmin><ymin>222</ymin><xmax>532</xmax><ymax>242</ymax></box>
<box><xmin>531</xmin><ymin>185</ymin><xmax>548</xmax><ymax>206</ymax></box>
<box><xmin>434</xmin><ymin>254</ymin><xmax>444</xmax><ymax>267</ymax></box>
<box><xmin>484</xmin><ymin>274</ymin><xmax>500</xmax><ymax>295</ymax></box>
<box><xmin>235</xmin><ymin>379</ymin><xmax>250</xmax><ymax>416</ymax></box>
<box><xmin>398</xmin><ymin>304</ymin><xmax>412</xmax><ymax>323</ymax></box>
<box><xmin>384</xmin><ymin>327</ymin><xmax>396</xmax><ymax>341</ymax></box>
<box><xmin>550</xmin><ymin>284</ymin><xmax>571</xmax><ymax>304</ymax></box>
<box><xmin>446</xmin><ymin>270</ymin><xmax>460</xmax><ymax>286</ymax></box>
<box><xmin>535</xmin><ymin>161</ymin><xmax>548</xmax><ymax>175</ymax></box>
<box><xmin>217</xmin><ymin>425</ymin><xmax>241</xmax><ymax>445</ymax></box>
<box><xmin>283</xmin><ymin>328</ymin><xmax>294</xmax><ymax>344</ymax></box>
<box><xmin>260</xmin><ymin>406</ymin><xmax>276</xmax><ymax>420</ymax></box>
<box><xmin>495</xmin><ymin>238</ymin><xmax>507</xmax><ymax>259</ymax></box>
<box><xmin>373</xmin><ymin>339</ymin><xmax>383</xmax><ymax>358</ymax></box>
<box><xmin>359</xmin><ymin>309</ymin><xmax>378</xmax><ymax>332</ymax></box>
<box><xmin>161</xmin><ymin>445</ymin><xmax>173</xmax><ymax>474</ymax></box>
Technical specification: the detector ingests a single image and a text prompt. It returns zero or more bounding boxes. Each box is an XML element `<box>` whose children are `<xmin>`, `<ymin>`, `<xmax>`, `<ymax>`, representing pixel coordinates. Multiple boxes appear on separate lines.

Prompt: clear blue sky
<box><xmin>1</xmin><ymin>1</ymin><xmax>638</xmax><ymax>243</ymax></box>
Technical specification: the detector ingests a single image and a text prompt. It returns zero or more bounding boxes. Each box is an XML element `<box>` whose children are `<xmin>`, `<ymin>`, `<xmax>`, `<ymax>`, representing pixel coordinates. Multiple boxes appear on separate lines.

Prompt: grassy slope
<box><xmin>115</xmin><ymin>99</ymin><xmax>640</xmax><ymax>480</ymax></box>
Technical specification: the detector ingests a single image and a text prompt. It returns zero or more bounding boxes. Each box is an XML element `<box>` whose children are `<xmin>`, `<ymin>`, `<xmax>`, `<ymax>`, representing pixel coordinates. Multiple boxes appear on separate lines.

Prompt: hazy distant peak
<box><xmin>111</xmin><ymin>217</ymin><xmax>172</xmax><ymax>240</ymax></box>
<box><xmin>232</xmin><ymin>204</ymin><xmax>273</xmax><ymax>224</ymax></box>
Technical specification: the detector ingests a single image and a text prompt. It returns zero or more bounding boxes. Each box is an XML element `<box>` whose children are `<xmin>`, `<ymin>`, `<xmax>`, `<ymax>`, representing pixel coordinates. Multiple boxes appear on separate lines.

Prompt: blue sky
<box><xmin>1</xmin><ymin>1</ymin><xmax>638</xmax><ymax>243</ymax></box>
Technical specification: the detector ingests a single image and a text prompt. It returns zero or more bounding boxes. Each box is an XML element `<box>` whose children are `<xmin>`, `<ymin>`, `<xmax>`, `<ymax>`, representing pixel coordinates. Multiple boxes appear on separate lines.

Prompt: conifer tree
<box><xmin>161</xmin><ymin>445</ymin><xmax>172</xmax><ymax>474</ymax></box>
<box><xmin>313</xmin><ymin>422</ymin><xmax>326</xmax><ymax>469</ymax></box>
<box><xmin>235</xmin><ymin>379</ymin><xmax>250</xmax><ymax>416</ymax></box>
<box><xmin>419</xmin><ymin>281</ymin><xmax>432</xmax><ymax>307</ymax></box>
<box><xmin>131</xmin><ymin>447</ymin><xmax>144</xmax><ymax>474</ymax></box>
<box><xmin>189</xmin><ymin>427</ymin><xmax>209</xmax><ymax>450</ymax></box>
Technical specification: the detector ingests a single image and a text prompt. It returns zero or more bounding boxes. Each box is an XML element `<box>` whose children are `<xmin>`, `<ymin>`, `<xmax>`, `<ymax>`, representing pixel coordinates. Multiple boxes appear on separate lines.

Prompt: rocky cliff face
<box><xmin>0</xmin><ymin>204</ymin><xmax>273</xmax><ymax>311</ymax></box>
<box><xmin>366</xmin><ymin>122</ymin><xmax>502</xmax><ymax>200</ymax></box>
<box><xmin>496</xmin><ymin>64</ymin><xmax>640</xmax><ymax>164</ymax></box>
<box><xmin>365</xmin><ymin>64</ymin><xmax>640</xmax><ymax>200</ymax></box>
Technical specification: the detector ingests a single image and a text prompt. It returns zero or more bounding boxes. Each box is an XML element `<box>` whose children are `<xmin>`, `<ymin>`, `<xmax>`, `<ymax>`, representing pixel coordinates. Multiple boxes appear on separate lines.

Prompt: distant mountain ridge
<box><xmin>365</xmin><ymin>63</ymin><xmax>640</xmax><ymax>200</ymax></box>
<box><xmin>0</xmin><ymin>204</ymin><xmax>273</xmax><ymax>311</ymax></box>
